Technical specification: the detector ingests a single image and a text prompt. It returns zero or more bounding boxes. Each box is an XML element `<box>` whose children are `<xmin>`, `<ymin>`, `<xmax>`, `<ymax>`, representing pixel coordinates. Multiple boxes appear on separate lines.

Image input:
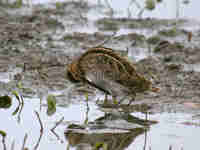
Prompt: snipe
<box><xmin>67</xmin><ymin>47</ymin><xmax>158</xmax><ymax>104</ymax></box>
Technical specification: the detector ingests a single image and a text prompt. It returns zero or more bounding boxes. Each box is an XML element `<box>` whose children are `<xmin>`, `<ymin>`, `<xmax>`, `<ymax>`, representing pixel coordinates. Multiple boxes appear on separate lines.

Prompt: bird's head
<box><xmin>66</xmin><ymin>60</ymin><xmax>82</xmax><ymax>82</ymax></box>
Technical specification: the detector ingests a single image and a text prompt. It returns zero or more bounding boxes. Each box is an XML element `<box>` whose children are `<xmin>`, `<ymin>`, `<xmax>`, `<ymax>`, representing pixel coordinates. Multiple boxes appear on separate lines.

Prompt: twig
<box><xmin>149</xmin><ymin>146</ymin><xmax>151</xmax><ymax>150</ymax></box>
<box><xmin>33</xmin><ymin>111</ymin><xmax>44</xmax><ymax>150</ymax></box>
<box><xmin>138</xmin><ymin>8</ymin><xmax>145</xmax><ymax>18</ymax></box>
<box><xmin>127</xmin><ymin>0</ymin><xmax>141</xmax><ymax>17</ymax></box>
<box><xmin>40</xmin><ymin>97</ymin><xmax>42</xmax><ymax>112</ymax></box>
<box><xmin>21</xmin><ymin>133</ymin><xmax>28</xmax><ymax>150</ymax></box>
<box><xmin>51</xmin><ymin>117</ymin><xmax>64</xmax><ymax>131</ymax></box>
<box><xmin>176</xmin><ymin>0</ymin><xmax>180</xmax><ymax>21</ymax></box>
<box><xmin>51</xmin><ymin>130</ymin><xmax>64</xmax><ymax>143</ymax></box>
<box><xmin>131</xmin><ymin>0</ymin><xmax>142</xmax><ymax>9</ymax></box>
<box><xmin>11</xmin><ymin>140</ymin><xmax>15</xmax><ymax>150</ymax></box>
<box><xmin>145</xmin><ymin>111</ymin><xmax>148</xmax><ymax>121</ymax></box>
<box><xmin>17</xmin><ymin>95</ymin><xmax>24</xmax><ymax>123</ymax></box>
<box><xmin>51</xmin><ymin>117</ymin><xmax>64</xmax><ymax>143</ymax></box>
<box><xmin>143</xmin><ymin>129</ymin><xmax>147</xmax><ymax>150</ymax></box>
<box><xmin>2</xmin><ymin>136</ymin><xmax>6</xmax><ymax>150</ymax></box>
<box><xmin>34</xmin><ymin>111</ymin><xmax>43</xmax><ymax>132</ymax></box>
<box><xmin>20</xmin><ymin>95</ymin><xmax>24</xmax><ymax>107</ymax></box>
<box><xmin>105</xmin><ymin>0</ymin><xmax>114</xmax><ymax>17</ymax></box>
<box><xmin>169</xmin><ymin>145</ymin><xmax>172</xmax><ymax>150</ymax></box>
<box><xmin>37</xmin><ymin>88</ymin><xmax>43</xmax><ymax>112</ymax></box>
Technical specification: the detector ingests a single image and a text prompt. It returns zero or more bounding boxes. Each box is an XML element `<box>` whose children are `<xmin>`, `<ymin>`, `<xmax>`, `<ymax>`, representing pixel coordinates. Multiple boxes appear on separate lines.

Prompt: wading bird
<box><xmin>67</xmin><ymin>47</ymin><xmax>158</xmax><ymax>105</ymax></box>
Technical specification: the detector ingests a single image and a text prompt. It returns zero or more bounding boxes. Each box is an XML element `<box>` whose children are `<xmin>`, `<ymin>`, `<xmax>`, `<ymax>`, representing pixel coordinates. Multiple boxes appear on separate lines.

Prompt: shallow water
<box><xmin>0</xmin><ymin>95</ymin><xmax>103</xmax><ymax>150</ymax></box>
<box><xmin>0</xmin><ymin>95</ymin><xmax>200</xmax><ymax>150</ymax></box>
<box><xmin>132</xmin><ymin>112</ymin><xmax>200</xmax><ymax>150</ymax></box>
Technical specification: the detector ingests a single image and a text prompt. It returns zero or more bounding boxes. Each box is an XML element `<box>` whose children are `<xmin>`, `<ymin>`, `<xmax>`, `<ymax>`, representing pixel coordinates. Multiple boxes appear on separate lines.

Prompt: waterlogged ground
<box><xmin>0</xmin><ymin>0</ymin><xmax>200</xmax><ymax>150</ymax></box>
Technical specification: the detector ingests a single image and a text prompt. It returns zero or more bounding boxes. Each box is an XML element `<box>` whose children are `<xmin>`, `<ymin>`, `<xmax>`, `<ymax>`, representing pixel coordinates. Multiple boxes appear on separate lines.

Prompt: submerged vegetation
<box><xmin>0</xmin><ymin>95</ymin><xmax>12</xmax><ymax>109</ymax></box>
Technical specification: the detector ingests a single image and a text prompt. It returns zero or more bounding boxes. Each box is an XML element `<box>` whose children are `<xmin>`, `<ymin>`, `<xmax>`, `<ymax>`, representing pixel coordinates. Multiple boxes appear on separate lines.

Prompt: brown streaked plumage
<box><xmin>67</xmin><ymin>47</ymin><xmax>157</xmax><ymax>104</ymax></box>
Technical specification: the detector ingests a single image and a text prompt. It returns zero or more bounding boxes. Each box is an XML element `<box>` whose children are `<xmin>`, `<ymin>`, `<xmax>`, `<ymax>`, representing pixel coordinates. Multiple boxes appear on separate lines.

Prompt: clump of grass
<box><xmin>96</xmin><ymin>19</ymin><xmax>119</xmax><ymax>31</ymax></box>
<box><xmin>55</xmin><ymin>2</ymin><xmax>63</xmax><ymax>9</ymax></box>
<box><xmin>147</xmin><ymin>36</ymin><xmax>162</xmax><ymax>45</ymax></box>
<box><xmin>173</xmin><ymin>42</ymin><xmax>184</xmax><ymax>49</ymax></box>
<box><xmin>47</xmin><ymin>94</ymin><xmax>56</xmax><ymax>116</ymax></box>
<box><xmin>15</xmin><ymin>0</ymin><xmax>23</xmax><ymax>8</ymax></box>
<box><xmin>145</xmin><ymin>0</ymin><xmax>156</xmax><ymax>11</ymax></box>
<box><xmin>0</xmin><ymin>95</ymin><xmax>12</xmax><ymax>109</ymax></box>
<box><xmin>159</xmin><ymin>28</ymin><xmax>178</xmax><ymax>37</ymax></box>
<box><xmin>154</xmin><ymin>41</ymin><xmax>169</xmax><ymax>53</ymax></box>
<box><xmin>163</xmin><ymin>55</ymin><xmax>173</xmax><ymax>62</ymax></box>
<box><xmin>47</xmin><ymin>19</ymin><xmax>62</xmax><ymax>28</ymax></box>
<box><xmin>0</xmin><ymin>130</ymin><xmax>6</xmax><ymax>137</ymax></box>
<box><xmin>63</xmin><ymin>34</ymin><xmax>74</xmax><ymax>41</ymax></box>
<box><xmin>95</xmin><ymin>142</ymin><xmax>108</xmax><ymax>150</ymax></box>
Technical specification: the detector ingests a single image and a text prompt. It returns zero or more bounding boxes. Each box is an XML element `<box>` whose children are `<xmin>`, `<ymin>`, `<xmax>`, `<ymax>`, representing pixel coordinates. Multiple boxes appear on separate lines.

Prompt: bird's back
<box><xmin>72</xmin><ymin>47</ymin><xmax>152</xmax><ymax>94</ymax></box>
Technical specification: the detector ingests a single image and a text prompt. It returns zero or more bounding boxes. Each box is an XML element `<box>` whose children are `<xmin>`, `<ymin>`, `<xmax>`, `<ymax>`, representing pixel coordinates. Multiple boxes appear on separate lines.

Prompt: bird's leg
<box><xmin>112</xmin><ymin>96</ymin><xmax>118</xmax><ymax>105</ymax></box>
<box><xmin>103</xmin><ymin>94</ymin><xmax>108</xmax><ymax>104</ymax></box>
<box><xmin>128</xmin><ymin>92</ymin><xmax>136</xmax><ymax>106</ymax></box>
<box><xmin>128</xmin><ymin>97</ymin><xmax>135</xmax><ymax>106</ymax></box>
